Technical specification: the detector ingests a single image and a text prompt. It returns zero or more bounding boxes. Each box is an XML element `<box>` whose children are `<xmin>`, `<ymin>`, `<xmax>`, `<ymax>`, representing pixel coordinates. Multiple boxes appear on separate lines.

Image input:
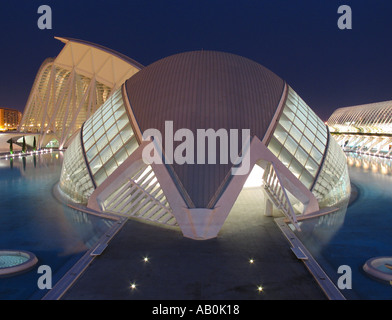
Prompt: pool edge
<box><xmin>274</xmin><ymin>217</ymin><xmax>346</xmax><ymax>300</ymax></box>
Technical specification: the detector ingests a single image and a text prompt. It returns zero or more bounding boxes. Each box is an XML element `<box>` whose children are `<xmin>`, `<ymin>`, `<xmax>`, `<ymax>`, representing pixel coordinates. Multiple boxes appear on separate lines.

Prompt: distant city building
<box><xmin>0</xmin><ymin>107</ymin><xmax>22</xmax><ymax>131</ymax></box>
<box><xmin>58</xmin><ymin>49</ymin><xmax>351</xmax><ymax>240</ymax></box>
<box><xmin>327</xmin><ymin>100</ymin><xmax>392</xmax><ymax>157</ymax></box>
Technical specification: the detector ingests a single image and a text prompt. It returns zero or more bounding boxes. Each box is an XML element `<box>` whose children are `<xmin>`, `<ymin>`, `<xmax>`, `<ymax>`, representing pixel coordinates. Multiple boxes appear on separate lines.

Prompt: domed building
<box><xmin>59</xmin><ymin>50</ymin><xmax>350</xmax><ymax>240</ymax></box>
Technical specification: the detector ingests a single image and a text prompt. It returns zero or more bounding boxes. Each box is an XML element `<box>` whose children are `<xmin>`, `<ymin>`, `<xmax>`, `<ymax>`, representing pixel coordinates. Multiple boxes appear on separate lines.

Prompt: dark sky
<box><xmin>0</xmin><ymin>0</ymin><xmax>391</xmax><ymax>121</ymax></box>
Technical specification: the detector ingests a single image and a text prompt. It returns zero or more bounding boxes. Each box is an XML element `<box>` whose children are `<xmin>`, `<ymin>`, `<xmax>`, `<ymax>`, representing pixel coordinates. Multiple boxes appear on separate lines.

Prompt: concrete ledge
<box><xmin>275</xmin><ymin>217</ymin><xmax>346</xmax><ymax>300</ymax></box>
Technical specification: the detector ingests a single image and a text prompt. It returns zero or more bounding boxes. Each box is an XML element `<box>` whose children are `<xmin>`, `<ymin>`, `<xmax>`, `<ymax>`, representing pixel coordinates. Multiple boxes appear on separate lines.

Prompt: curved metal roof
<box><xmin>125</xmin><ymin>50</ymin><xmax>285</xmax><ymax>208</ymax></box>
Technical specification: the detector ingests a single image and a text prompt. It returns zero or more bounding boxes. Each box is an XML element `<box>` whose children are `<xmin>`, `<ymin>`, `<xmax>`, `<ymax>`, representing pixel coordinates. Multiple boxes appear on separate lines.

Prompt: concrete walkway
<box><xmin>62</xmin><ymin>188</ymin><xmax>326</xmax><ymax>300</ymax></box>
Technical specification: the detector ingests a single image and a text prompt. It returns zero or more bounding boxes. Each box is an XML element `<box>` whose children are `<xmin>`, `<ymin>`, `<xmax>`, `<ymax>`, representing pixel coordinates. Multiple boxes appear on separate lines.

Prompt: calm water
<box><xmin>295</xmin><ymin>153</ymin><xmax>392</xmax><ymax>300</ymax></box>
<box><xmin>0</xmin><ymin>152</ymin><xmax>114</xmax><ymax>300</ymax></box>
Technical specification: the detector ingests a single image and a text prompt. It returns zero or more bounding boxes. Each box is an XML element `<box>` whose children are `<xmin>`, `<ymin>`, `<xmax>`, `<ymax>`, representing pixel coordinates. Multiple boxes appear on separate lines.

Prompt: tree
<box><xmin>33</xmin><ymin>136</ymin><xmax>37</xmax><ymax>151</ymax></box>
<box><xmin>9</xmin><ymin>139</ymin><xmax>13</xmax><ymax>154</ymax></box>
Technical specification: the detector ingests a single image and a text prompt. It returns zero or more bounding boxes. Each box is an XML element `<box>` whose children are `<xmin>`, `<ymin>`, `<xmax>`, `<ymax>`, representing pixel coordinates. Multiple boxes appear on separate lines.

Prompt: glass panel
<box><xmin>86</xmin><ymin>144</ymin><xmax>98</xmax><ymax>162</ymax></box>
<box><xmin>83</xmin><ymin>127</ymin><xmax>93</xmax><ymax>141</ymax></box>
<box><xmin>114</xmin><ymin>146</ymin><xmax>129</xmax><ymax>167</ymax></box>
<box><xmin>297</xmin><ymin>101</ymin><xmax>308</xmax><ymax>117</ymax></box>
<box><xmin>307</xmin><ymin>120</ymin><xmax>317</xmax><ymax>135</ymax></box>
<box><xmin>84</xmin><ymin>120</ymin><xmax>92</xmax><ymax>132</ymax></box>
<box><xmin>116</xmin><ymin>113</ymin><xmax>129</xmax><ymax>131</ymax></box>
<box><xmin>90</xmin><ymin>156</ymin><xmax>103</xmax><ymax>175</ymax></box>
<box><xmin>112</xmin><ymin>100</ymin><xmax>124</xmax><ymax>114</ymax></box>
<box><xmin>289</xmin><ymin>124</ymin><xmax>302</xmax><ymax>143</ymax></box>
<box><xmin>294</xmin><ymin>145</ymin><xmax>308</xmax><ymax>164</ymax></box>
<box><xmin>286</xmin><ymin>97</ymin><xmax>297</xmax><ymax>113</ymax></box>
<box><xmin>113</xmin><ymin>108</ymin><xmax>125</xmax><ymax>121</ymax></box>
<box><xmin>317</xmin><ymin>131</ymin><xmax>327</xmax><ymax>145</ymax></box>
<box><xmin>110</xmin><ymin>134</ymin><xmax>124</xmax><ymax>154</ymax></box>
<box><xmin>303</xmin><ymin>127</ymin><xmax>315</xmax><ymax>143</ymax></box>
<box><xmin>96</xmin><ymin>134</ymin><xmax>109</xmax><ymax>152</ymax></box>
<box><xmin>102</xmin><ymin>105</ymin><xmax>113</xmax><ymax>122</ymax></box>
<box><xmin>94</xmin><ymin>168</ymin><xmax>107</xmax><ymax>186</ymax></box>
<box><xmin>305</xmin><ymin>157</ymin><xmax>318</xmax><ymax>176</ymax></box>
<box><xmin>278</xmin><ymin>113</ymin><xmax>292</xmax><ymax>131</ymax></box>
<box><xmin>268</xmin><ymin>137</ymin><xmax>283</xmax><ymax>157</ymax></box>
<box><xmin>300</xmin><ymin>135</ymin><xmax>312</xmax><ymax>153</ymax></box>
<box><xmin>279</xmin><ymin>148</ymin><xmax>293</xmax><ymax>167</ymax></box>
<box><xmin>119</xmin><ymin>125</ymin><xmax>134</xmax><ymax>144</ymax></box>
<box><xmin>310</xmin><ymin>146</ymin><xmax>323</xmax><ymax>164</ymax></box>
<box><xmin>296</xmin><ymin>108</ymin><xmax>307</xmax><ymax>124</ymax></box>
<box><xmin>93</xmin><ymin>125</ymin><xmax>105</xmax><ymax>142</ymax></box>
<box><xmin>283</xmin><ymin>107</ymin><xmax>295</xmax><ymax>122</ymax></box>
<box><xmin>104</xmin><ymin>158</ymin><xmax>117</xmax><ymax>177</ymax></box>
<box><xmin>104</xmin><ymin>115</ymin><xmax>115</xmax><ymax>131</ymax></box>
<box><xmin>314</xmin><ymin>137</ymin><xmax>325</xmax><ymax>153</ymax></box>
<box><xmin>100</xmin><ymin>144</ymin><xmax>113</xmax><ymax>164</ymax></box>
<box><xmin>288</xmin><ymin>158</ymin><xmax>302</xmax><ymax>178</ymax></box>
<box><xmin>93</xmin><ymin>118</ymin><xmax>103</xmax><ymax>131</ymax></box>
<box><xmin>84</xmin><ymin>135</ymin><xmax>95</xmax><ymax>152</ymax></box>
<box><xmin>284</xmin><ymin>135</ymin><xmax>298</xmax><ymax>155</ymax></box>
<box><xmin>125</xmin><ymin>137</ymin><xmax>139</xmax><ymax>156</ymax></box>
<box><xmin>293</xmin><ymin>117</ymin><xmax>305</xmax><ymax>132</ymax></box>
<box><xmin>308</xmin><ymin>110</ymin><xmax>320</xmax><ymax>125</ymax></box>
<box><xmin>299</xmin><ymin>170</ymin><xmax>314</xmax><ymax>189</ymax></box>
<box><xmin>106</xmin><ymin>123</ymin><xmax>119</xmax><ymax>142</ymax></box>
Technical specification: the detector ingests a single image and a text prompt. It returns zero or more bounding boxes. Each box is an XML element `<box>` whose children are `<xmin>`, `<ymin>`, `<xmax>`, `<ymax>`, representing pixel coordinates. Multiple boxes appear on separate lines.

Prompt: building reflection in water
<box><xmin>294</xmin><ymin>152</ymin><xmax>392</xmax><ymax>256</ymax></box>
<box><xmin>294</xmin><ymin>199</ymin><xmax>349</xmax><ymax>255</ymax></box>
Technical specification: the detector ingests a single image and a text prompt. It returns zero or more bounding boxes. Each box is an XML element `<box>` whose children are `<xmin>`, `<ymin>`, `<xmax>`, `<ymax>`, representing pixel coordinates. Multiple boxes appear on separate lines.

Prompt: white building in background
<box><xmin>327</xmin><ymin>100</ymin><xmax>392</xmax><ymax>157</ymax></box>
<box><xmin>58</xmin><ymin>49</ymin><xmax>351</xmax><ymax>240</ymax></box>
<box><xmin>19</xmin><ymin>37</ymin><xmax>143</xmax><ymax>150</ymax></box>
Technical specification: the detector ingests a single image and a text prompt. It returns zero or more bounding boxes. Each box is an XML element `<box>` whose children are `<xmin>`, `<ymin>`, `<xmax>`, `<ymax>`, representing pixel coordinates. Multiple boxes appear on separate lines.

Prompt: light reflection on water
<box><xmin>294</xmin><ymin>152</ymin><xmax>392</xmax><ymax>300</ymax></box>
<box><xmin>0</xmin><ymin>152</ymin><xmax>114</xmax><ymax>300</ymax></box>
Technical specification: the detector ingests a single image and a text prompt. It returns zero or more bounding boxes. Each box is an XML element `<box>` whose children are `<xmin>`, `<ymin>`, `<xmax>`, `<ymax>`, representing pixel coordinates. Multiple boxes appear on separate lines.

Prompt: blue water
<box><xmin>295</xmin><ymin>153</ymin><xmax>392</xmax><ymax>300</ymax></box>
<box><xmin>0</xmin><ymin>152</ymin><xmax>114</xmax><ymax>300</ymax></box>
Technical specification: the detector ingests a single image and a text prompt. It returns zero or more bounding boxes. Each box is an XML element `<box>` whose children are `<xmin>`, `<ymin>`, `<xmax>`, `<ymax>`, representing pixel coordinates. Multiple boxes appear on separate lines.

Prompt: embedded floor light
<box><xmin>130</xmin><ymin>282</ymin><xmax>137</xmax><ymax>290</ymax></box>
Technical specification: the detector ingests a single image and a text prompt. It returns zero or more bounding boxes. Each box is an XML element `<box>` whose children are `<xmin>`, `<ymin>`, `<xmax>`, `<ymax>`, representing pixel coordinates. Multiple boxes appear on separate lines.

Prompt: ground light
<box><xmin>130</xmin><ymin>282</ymin><xmax>137</xmax><ymax>290</ymax></box>
<box><xmin>249</xmin><ymin>258</ymin><xmax>255</xmax><ymax>264</ymax></box>
<box><xmin>257</xmin><ymin>285</ymin><xmax>263</xmax><ymax>293</ymax></box>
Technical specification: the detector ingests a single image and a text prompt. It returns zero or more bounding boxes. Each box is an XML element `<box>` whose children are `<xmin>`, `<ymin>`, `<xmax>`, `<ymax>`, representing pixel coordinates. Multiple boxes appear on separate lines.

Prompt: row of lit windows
<box><xmin>82</xmin><ymin>88</ymin><xmax>139</xmax><ymax>187</ymax></box>
<box><xmin>268</xmin><ymin>87</ymin><xmax>328</xmax><ymax>189</ymax></box>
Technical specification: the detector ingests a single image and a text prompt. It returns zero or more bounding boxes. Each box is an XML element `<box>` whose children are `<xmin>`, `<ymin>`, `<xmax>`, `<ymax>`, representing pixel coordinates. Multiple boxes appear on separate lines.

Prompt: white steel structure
<box><xmin>327</xmin><ymin>100</ymin><xmax>392</xmax><ymax>157</ymax></box>
<box><xmin>59</xmin><ymin>51</ymin><xmax>351</xmax><ymax>240</ymax></box>
<box><xmin>19</xmin><ymin>37</ymin><xmax>143</xmax><ymax>149</ymax></box>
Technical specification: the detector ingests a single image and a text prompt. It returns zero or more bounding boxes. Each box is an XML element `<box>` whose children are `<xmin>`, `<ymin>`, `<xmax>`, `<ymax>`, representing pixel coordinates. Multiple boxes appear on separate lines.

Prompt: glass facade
<box><xmin>268</xmin><ymin>87</ymin><xmax>328</xmax><ymax>189</ymax></box>
<box><xmin>311</xmin><ymin>135</ymin><xmax>351</xmax><ymax>206</ymax></box>
<box><xmin>268</xmin><ymin>86</ymin><xmax>350</xmax><ymax>207</ymax></box>
<box><xmin>59</xmin><ymin>131</ymin><xmax>95</xmax><ymax>204</ymax></box>
<box><xmin>82</xmin><ymin>88</ymin><xmax>139</xmax><ymax>187</ymax></box>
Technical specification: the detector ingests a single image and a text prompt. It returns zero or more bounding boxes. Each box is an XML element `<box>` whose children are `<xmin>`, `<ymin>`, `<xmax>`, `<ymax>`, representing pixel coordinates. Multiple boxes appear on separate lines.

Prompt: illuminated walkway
<box><xmin>61</xmin><ymin>188</ymin><xmax>326</xmax><ymax>300</ymax></box>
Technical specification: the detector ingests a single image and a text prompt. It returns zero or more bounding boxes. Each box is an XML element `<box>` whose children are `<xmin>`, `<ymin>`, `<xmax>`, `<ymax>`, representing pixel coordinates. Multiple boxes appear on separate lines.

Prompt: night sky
<box><xmin>1</xmin><ymin>0</ymin><xmax>391</xmax><ymax>121</ymax></box>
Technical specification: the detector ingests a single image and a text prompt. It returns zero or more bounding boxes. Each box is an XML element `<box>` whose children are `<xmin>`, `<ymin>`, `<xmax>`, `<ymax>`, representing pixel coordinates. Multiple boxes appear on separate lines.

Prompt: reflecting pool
<box><xmin>0</xmin><ymin>152</ymin><xmax>114</xmax><ymax>300</ymax></box>
<box><xmin>294</xmin><ymin>152</ymin><xmax>392</xmax><ymax>299</ymax></box>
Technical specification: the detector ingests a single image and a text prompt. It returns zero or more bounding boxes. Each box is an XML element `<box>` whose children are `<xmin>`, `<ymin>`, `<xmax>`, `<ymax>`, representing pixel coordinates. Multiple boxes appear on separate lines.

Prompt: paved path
<box><xmin>62</xmin><ymin>188</ymin><xmax>326</xmax><ymax>300</ymax></box>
